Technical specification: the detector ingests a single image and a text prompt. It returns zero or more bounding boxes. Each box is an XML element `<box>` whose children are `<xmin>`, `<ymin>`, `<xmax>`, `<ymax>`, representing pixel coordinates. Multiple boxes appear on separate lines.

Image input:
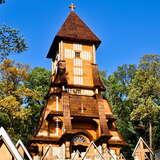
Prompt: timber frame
<box><xmin>29</xmin><ymin>9</ymin><xmax>126</xmax><ymax>160</ymax></box>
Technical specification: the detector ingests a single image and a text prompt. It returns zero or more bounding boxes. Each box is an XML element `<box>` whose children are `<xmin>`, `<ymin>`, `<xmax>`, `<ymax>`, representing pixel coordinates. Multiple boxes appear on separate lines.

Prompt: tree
<box><xmin>0</xmin><ymin>59</ymin><xmax>39</xmax><ymax>142</ymax></box>
<box><xmin>0</xmin><ymin>25</ymin><xmax>27</xmax><ymax>61</ymax></box>
<box><xmin>0</xmin><ymin>23</ymin><xmax>51</xmax><ymax>143</ymax></box>
<box><xmin>0</xmin><ymin>23</ymin><xmax>31</xmax><ymax>142</ymax></box>
<box><xmin>100</xmin><ymin>54</ymin><xmax>160</xmax><ymax>158</ymax></box>
<box><xmin>26</xmin><ymin>67</ymin><xmax>51</xmax><ymax>132</ymax></box>
<box><xmin>0</xmin><ymin>0</ymin><xmax>5</xmax><ymax>4</ymax></box>
<box><xmin>129</xmin><ymin>54</ymin><xmax>160</xmax><ymax>149</ymax></box>
<box><xmin>28</xmin><ymin>67</ymin><xmax>51</xmax><ymax>103</ymax></box>
<box><xmin>101</xmin><ymin>64</ymin><xmax>137</xmax><ymax>159</ymax></box>
<box><xmin>0</xmin><ymin>62</ymin><xmax>51</xmax><ymax>143</ymax></box>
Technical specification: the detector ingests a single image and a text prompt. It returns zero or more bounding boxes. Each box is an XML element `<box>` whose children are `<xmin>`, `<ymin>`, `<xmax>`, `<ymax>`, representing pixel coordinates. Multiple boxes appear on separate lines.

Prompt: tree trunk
<box><xmin>149</xmin><ymin>121</ymin><xmax>153</xmax><ymax>160</ymax></box>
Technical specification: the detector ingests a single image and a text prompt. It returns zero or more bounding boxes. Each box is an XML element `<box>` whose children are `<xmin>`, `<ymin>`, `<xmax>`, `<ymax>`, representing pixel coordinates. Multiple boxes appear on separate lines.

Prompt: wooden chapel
<box><xmin>29</xmin><ymin>4</ymin><xmax>126</xmax><ymax>160</ymax></box>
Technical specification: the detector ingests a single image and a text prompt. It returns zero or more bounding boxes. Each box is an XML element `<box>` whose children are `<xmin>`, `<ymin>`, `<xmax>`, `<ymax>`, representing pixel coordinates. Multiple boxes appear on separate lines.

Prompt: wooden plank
<box><xmin>63</xmin><ymin>92</ymin><xmax>72</xmax><ymax>131</ymax></box>
<box><xmin>97</xmin><ymin>99</ymin><xmax>109</xmax><ymax>135</ymax></box>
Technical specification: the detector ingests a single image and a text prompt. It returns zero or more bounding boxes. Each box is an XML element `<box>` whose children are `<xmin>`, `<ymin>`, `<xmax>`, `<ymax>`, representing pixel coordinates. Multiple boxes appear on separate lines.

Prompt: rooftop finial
<box><xmin>69</xmin><ymin>3</ymin><xmax>76</xmax><ymax>11</ymax></box>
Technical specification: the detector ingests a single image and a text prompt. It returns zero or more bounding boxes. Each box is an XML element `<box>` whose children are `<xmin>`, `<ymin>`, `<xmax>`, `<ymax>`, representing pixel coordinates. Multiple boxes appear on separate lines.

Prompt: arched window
<box><xmin>72</xmin><ymin>134</ymin><xmax>90</xmax><ymax>144</ymax></box>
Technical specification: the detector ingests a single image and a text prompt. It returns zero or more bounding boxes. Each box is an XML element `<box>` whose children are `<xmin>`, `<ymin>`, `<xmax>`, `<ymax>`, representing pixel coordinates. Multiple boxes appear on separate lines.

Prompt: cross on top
<box><xmin>69</xmin><ymin>3</ymin><xmax>76</xmax><ymax>11</ymax></box>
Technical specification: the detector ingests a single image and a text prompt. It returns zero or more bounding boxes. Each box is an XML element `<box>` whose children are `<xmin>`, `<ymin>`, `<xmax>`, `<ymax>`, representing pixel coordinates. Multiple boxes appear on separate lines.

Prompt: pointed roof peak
<box><xmin>0</xmin><ymin>127</ymin><xmax>23</xmax><ymax>160</ymax></box>
<box><xmin>56</xmin><ymin>11</ymin><xmax>101</xmax><ymax>44</ymax></box>
<box><xmin>16</xmin><ymin>139</ymin><xmax>32</xmax><ymax>160</ymax></box>
<box><xmin>47</xmin><ymin>11</ymin><xmax>101</xmax><ymax>58</ymax></box>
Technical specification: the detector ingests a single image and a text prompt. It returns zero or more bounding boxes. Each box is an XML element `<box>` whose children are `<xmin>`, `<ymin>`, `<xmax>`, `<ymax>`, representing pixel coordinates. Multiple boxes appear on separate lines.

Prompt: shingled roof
<box><xmin>47</xmin><ymin>11</ymin><xmax>101</xmax><ymax>58</ymax></box>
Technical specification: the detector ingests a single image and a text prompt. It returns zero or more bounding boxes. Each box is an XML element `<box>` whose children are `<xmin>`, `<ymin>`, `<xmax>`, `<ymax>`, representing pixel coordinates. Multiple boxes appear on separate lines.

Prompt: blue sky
<box><xmin>1</xmin><ymin>0</ymin><xmax>160</xmax><ymax>75</ymax></box>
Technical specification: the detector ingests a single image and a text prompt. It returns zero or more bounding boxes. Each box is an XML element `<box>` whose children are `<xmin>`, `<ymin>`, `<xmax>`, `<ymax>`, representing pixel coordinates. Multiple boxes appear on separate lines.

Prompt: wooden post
<box><xmin>97</xmin><ymin>99</ymin><xmax>109</xmax><ymax>135</ymax></box>
<box><xmin>62</xmin><ymin>92</ymin><xmax>72</xmax><ymax>132</ymax></box>
<box><xmin>56</xmin><ymin>96</ymin><xmax>59</xmax><ymax>111</ymax></box>
<box><xmin>149</xmin><ymin>121</ymin><xmax>152</xmax><ymax>149</ymax></box>
<box><xmin>58</xmin><ymin>41</ymin><xmax>63</xmax><ymax>60</ymax></box>
<box><xmin>65</xmin><ymin>141</ymin><xmax>71</xmax><ymax>159</ymax></box>
<box><xmin>92</xmin><ymin>45</ymin><xmax>96</xmax><ymax>64</ymax></box>
<box><xmin>51</xmin><ymin>60</ymin><xmax>54</xmax><ymax>74</ymax></box>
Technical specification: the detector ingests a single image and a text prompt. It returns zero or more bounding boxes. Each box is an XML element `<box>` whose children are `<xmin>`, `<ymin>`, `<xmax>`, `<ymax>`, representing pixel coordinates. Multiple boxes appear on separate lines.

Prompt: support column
<box><xmin>62</xmin><ymin>92</ymin><xmax>72</xmax><ymax>132</ymax></box>
<box><xmin>65</xmin><ymin>141</ymin><xmax>71</xmax><ymax>159</ymax></box>
<box><xmin>97</xmin><ymin>99</ymin><xmax>109</xmax><ymax>135</ymax></box>
<box><xmin>59</xmin><ymin>40</ymin><xmax>64</xmax><ymax>60</ymax></box>
<box><xmin>59</xmin><ymin>42</ymin><xmax>61</xmax><ymax>60</ymax></box>
<box><xmin>92</xmin><ymin>45</ymin><xmax>96</xmax><ymax>64</ymax></box>
<box><xmin>56</xmin><ymin>96</ymin><xmax>59</xmax><ymax>111</ymax></box>
<box><xmin>55</xmin><ymin>118</ymin><xmax>59</xmax><ymax>136</ymax></box>
<box><xmin>51</xmin><ymin>60</ymin><xmax>54</xmax><ymax>74</ymax></box>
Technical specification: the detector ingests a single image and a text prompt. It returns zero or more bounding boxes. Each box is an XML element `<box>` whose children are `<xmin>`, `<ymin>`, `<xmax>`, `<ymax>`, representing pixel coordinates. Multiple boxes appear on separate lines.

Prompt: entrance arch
<box><xmin>71</xmin><ymin>132</ymin><xmax>91</xmax><ymax>153</ymax></box>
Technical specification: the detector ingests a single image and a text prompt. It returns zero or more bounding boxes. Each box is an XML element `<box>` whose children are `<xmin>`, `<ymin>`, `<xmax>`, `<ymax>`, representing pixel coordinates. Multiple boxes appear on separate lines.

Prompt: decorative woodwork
<box><xmin>29</xmin><ymin>9</ymin><xmax>126</xmax><ymax>160</ymax></box>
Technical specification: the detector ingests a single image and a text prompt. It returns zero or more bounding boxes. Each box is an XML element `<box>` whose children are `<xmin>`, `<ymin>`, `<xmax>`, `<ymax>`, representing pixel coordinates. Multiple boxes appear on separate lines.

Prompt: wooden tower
<box><xmin>30</xmin><ymin>5</ymin><xmax>126</xmax><ymax>160</ymax></box>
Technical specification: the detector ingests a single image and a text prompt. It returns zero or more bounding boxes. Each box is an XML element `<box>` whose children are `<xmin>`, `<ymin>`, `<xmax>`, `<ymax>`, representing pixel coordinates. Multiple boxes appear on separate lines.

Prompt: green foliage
<box><xmin>0</xmin><ymin>59</ymin><xmax>39</xmax><ymax>142</ymax></box>
<box><xmin>101</xmin><ymin>54</ymin><xmax>160</xmax><ymax>156</ymax></box>
<box><xmin>129</xmin><ymin>55</ymin><xmax>160</xmax><ymax>121</ymax></box>
<box><xmin>0</xmin><ymin>25</ymin><xmax>27</xmax><ymax>61</ymax></box>
<box><xmin>101</xmin><ymin>64</ymin><xmax>137</xmax><ymax>159</ymax></box>
<box><xmin>0</xmin><ymin>24</ymin><xmax>51</xmax><ymax>143</ymax></box>
<box><xmin>26</xmin><ymin>67</ymin><xmax>51</xmax><ymax>134</ymax></box>
<box><xmin>0</xmin><ymin>0</ymin><xmax>5</xmax><ymax>4</ymax></box>
<box><xmin>0</xmin><ymin>59</ymin><xmax>51</xmax><ymax>143</ymax></box>
<box><xmin>129</xmin><ymin>54</ymin><xmax>160</xmax><ymax>149</ymax></box>
<box><xmin>102</xmin><ymin>64</ymin><xmax>136</xmax><ymax>123</ymax></box>
<box><xmin>28</xmin><ymin>67</ymin><xmax>51</xmax><ymax>102</ymax></box>
<box><xmin>0</xmin><ymin>24</ymin><xmax>159</xmax><ymax>156</ymax></box>
<box><xmin>129</xmin><ymin>54</ymin><xmax>160</xmax><ymax>122</ymax></box>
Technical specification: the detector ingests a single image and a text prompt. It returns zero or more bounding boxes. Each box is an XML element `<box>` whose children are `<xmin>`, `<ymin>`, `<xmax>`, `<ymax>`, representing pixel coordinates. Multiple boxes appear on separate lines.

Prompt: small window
<box><xmin>75</xmin><ymin>52</ymin><xmax>80</xmax><ymax>58</ymax></box>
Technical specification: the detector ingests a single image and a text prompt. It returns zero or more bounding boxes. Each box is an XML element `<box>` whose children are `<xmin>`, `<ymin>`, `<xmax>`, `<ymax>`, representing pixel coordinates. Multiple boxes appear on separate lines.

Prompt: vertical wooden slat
<box><xmin>65</xmin><ymin>141</ymin><xmax>71</xmax><ymax>159</ymax></box>
<box><xmin>92</xmin><ymin>45</ymin><xmax>96</xmax><ymax>64</ymax></box>
<box><xmin>62</xmin><ymin>92</ymin><xmax>72</xmax><ymax>132</ymax></box>
<box><xmin>97</xmin><ymin>99</ymin><xmax>109</xmax><ymax>135</ymax></box>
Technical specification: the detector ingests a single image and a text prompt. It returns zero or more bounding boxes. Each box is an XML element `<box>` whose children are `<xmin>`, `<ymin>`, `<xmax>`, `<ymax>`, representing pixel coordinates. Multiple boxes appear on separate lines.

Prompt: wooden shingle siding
<box><xmin>69</xmin><ymin>95</ymin><xmax>98</xmax><ymax>117</ymax></box>
<box><xmin>56</xmin><ymin>12</ymin><xmax>101</xmax><ymax>45</ymax></box>
<box><xmin>92</xmin><ymin>64</ymin><xmax>106</xmax><ymax>91</ymax></box>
